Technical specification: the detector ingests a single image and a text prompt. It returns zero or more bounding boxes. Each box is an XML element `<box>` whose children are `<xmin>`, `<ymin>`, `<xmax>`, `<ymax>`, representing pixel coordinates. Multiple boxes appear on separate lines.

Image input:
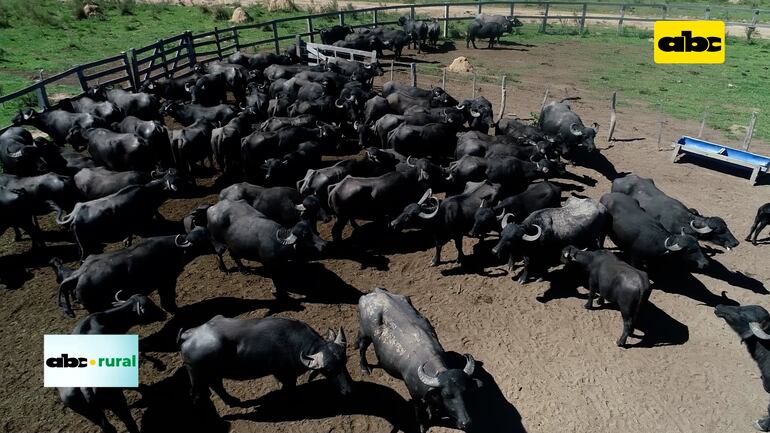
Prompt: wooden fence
<box><xmin>1</xmin><ymin>0</ymin><xmax>769</xmax><ymax>129</ymax></box>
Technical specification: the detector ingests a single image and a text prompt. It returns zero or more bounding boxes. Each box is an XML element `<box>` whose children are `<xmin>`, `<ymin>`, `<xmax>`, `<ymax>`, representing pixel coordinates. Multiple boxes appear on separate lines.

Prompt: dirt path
<box><xmin>2</xmin><ymin>37</ymin><xmax>770</xmax><ymax>433</ymax></box>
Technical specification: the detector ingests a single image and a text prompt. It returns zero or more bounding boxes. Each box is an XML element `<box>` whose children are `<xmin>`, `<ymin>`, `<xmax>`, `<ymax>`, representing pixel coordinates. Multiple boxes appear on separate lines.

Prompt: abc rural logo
<box><xmin>654</xmin><ymin>21</ymin><xmax>725</xmax><ymax>64</ymax></box>
<box><xmin>45</xmin><ymin>353</ymin><xmax>137</xmax><ymax>368</ymax></box>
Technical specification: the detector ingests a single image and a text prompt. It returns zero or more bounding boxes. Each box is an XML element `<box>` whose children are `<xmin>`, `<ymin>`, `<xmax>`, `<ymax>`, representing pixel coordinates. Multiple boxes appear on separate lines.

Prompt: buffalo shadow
<box><xmin>223</xmin><ymin>379</ymin><xmax>419</xmax><ymax>433</ymax></box>
<box><xmin>0</xmin><ymin>242</ymin><xmax>80</xmax><ymax>290</ymax></box>
<box><xmin>696</xmin><ymin>258</ymin><xmax>768</xmax><ymax>295</ymax></box>
<box><xmin>649</xmin><ymin>269</ymin><xmax>740</xmax><ymax>308</ymax></box>
<box><xmin>444</xmin><ymin>352</ymin><xmax>528</xmax><ymax>433</ymax></box>
<box><xmin>134</xmin><ymin>367</ymin><xmax>227</xmax><ymax>433</ymax></box>
<box><xmin>439</xmin><ymin>238</ymin><xmax>510</xmax><ymax>278</ymax></box>
<box><xmin>537</xmin><ymin>266</ymin><xmax>689</xmax><ymax>347</ymax></box>
<box><xmin>571</xmin><ymin>150</ymin><xmax>629</xmax><ymax>181</ymax></box>
<box><xmin>140</xmin><ymin>296</ymin><xmax>295</xmax><ymax>353</ymax></box>
<box><xmin>346</xmin><ymin>221</ymin><xmax>437</xmax><ymax>255</ymax></box>
<box><xmin>271</xmin><ymin>261</ymin><xmax>366</xmax><ymax>305</ymax></box>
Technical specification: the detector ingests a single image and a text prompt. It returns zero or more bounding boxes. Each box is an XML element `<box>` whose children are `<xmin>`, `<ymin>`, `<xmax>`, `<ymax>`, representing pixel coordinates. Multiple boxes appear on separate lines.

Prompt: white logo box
<box><xmin>43</xmin><ymin>335</ymin><xmax>138</xmax><ymax>387</ymax></box>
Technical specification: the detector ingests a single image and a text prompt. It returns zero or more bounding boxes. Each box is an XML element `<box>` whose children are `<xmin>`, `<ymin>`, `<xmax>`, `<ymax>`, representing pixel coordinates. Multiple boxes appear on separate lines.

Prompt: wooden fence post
<box><xmin>472</xmin><ymin>73</ymin><xmax>477</xmax><ymax>98</ymax></box>
<box><xmin>129</xmin><ymin>48</ymin><xmax>141</xmax><ymax>86</ymax></box>
<box><xmin>608</xmin><ymin>91</ymin><xmax>617</xmax><ymax>142</ymax></box>
<box><xmin>410</xmin><ymin>6</ymin><xmax>415</xmax><ymax>19</ymax></box>
<box><xmin>339</xmin><ymin>12</ymin><xmax>344</xmax><ymax>26</ymax></box>
<box><xmin>390</xmin><ymin>58</ymin><xmax>395</xmax><ymax>82</ymax></box>
<box><xmin>442</xmin><ymin>68</ymin><xmax>447</xmax><ymax>88</ymax></box>
<box><xmin>743</xmin><ymin>111</ymin><xmax>758</xmax><ymax>151</ymax></box>
<box><xmin>295</xmin><ymin>35</ymin><xmax>302</xmax><ymax>61</ymax></box>
<box><xmin>186</xmin><ymin>30</ymin><xmax>197</xmax><ymax>68</ymax></box>
<box><xmin>158</xmin><ymin>38</ymin><xmax>171</xmax><ymax>76</ymax></box>
<box><xmin>272</xmin><ymin>21</ymin><xmax>280</xmax><ymax>54</ymax></box>
<box><xmin>704</xmin><ymin>6</ymin><xmax>710</xmax><ymax>20</ymax></box>
<box><xmin>373</xmin><ymin>9</ymin><xmax>378</xmax><ymax>25</ymax></box>
<box><xmin>656</xmin><ymin>106</ymin><xmax>664</xmax><ymax>150</ymax></box>
<box><xmin>410</xmin><ymin>63</ymin><xmax>417</xmax><ymax>87</ymax></box>
<box><xmin>580</xmin><ymin>3</ymin><xmax>587</xmax><ymax>34</ymax></box>
<box><xmin>212</xmin><ymin>29</ymin><xmax>224</xmax><ymax>60</ymax></box>
<box><xmin>698</xmin><ymin>110</ymin><xmax>707</xmax><ymax>138</ymax></box>
<box><xmin>444</xmin><ymin>4</ymin><xmax>449</xmax><ymax>38</ymax></box>
<box><xmin>76</xmin><ymin>68</ymin><xmax>88</xmax><ymax>92</ymax></box>
<box><xmin>617</xmin><ymin>5</ymin><xmax>626</xmax><ymax>35</ymax></box>
<box><xmin>661</xmin><ymin>5</ymin><xmax>668</xmax><ymax>20</ymax></box>
<box><xmin>540</xmin><ymin>3</ymin><xmax>550</xmax><ymax>33</ymax></box>
<box><xmin>478</xmin><ymin>0</ymin><xmax>482</xmax><ymax>14</ymax></box>
<box><xmin>498</xmin><ymin>75</ymin><xmax>507</xmax><ymax>122</ymax></box>
<box><xmin>307</xmin><ymin>17</ymin><xmax>314</xmax><ymax>43</ymax></box>
<box><xmin>541</xmin><ymin>86</ymin><xmax>550</xmax><ymax>111</ymax></box>
<box><xmin>34</xmin><ymin>70</ymin><xmax>49</xmax><ymax>110</ymax></box>
<box><xmin>232</xmin><ymin>27</ymin><xmax>240</xmax><ymax>51</ymax></box>
<box><xmin>510</xmin><ymin>2</ymin><xmax>515</xmax><ymax>17</ymax></box>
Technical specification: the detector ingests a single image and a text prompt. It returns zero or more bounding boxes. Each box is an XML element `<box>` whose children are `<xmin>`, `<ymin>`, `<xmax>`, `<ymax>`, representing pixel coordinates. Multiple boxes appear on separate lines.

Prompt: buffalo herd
<box><xmin>1</xmin><ymin>12</ymin><xmax>769</xmax><ymax>433</ymax></box>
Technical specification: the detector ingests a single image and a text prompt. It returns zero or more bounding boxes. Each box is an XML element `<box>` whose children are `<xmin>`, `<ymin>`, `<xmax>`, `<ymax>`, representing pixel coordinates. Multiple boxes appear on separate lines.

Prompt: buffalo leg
<box><xmin>584</xmin><ymin>281</ymin><xmax>596</xmax><ymax>310</ymax></box>
<box><xmin>106</xmin><ymin>391</ymin><xmax>140</xmax><ymax>433</ymax></box>
<box><xmin>158</xmin><ymin>284</ymin><xmax>178</xmax><ymax>313</ymax></box>
<box><xmin>13</xmin><ymin>226</ymin><xmax>23</xmax><ymax>241</ymax></box>
<box><xmin>412</xmin><ymin>399</ymin><xmax>430</xmax><ymax>433</ymax></box>
<box><xmin>62</xmin><ymin>391</ymin><xmax>116</xmax><ymax>433</ymax></box>
<box><xmin>617</xmin><ymin>308</ymin><xmax>633</xmax><ymax>348</ymax></box>
<box><xmin>517</xmin><ymin>256</ymin><xmax>531</xmax><ymax>284</ymax></box>
<box><xmin>231</xmin><ymin>253</ymin><xmax>249</xmax><ymax>274</ymax></box>
<box><xmin>355</xmin><ymin>330</ymin><xmax>372</xmax><ymax>375</ymax></box>
<box><xmin>123</xmin><ymin>235</ymin><xmax>133</xmax><ymax>247</ymax></box>
<box><xmin>210</xmin><ymin>378</ymin><xmax>241</xmax><ymax>407</ymax></box>
<box><xmin>332</xmin><ymin>217</ymin><xmax>348</xmax><ymax>243</ymax></box>
<box><xmin>276</xmin><ymin>374</ymin><xmax>297</xmax><ymax>391</ymax></box>
<box><xmin>453</xmin><ymin>237</ymin><xmax>465</xmax><ymax>264</ymax></box>
<box><xmin>752</xmin><ymin>221</ymin><xmax>768</xmax><ymax>245</ymax></box>
<box><xmin>431</xmin><ymin>240</ymin><xmax>444</xmax><ymax>266</ymax></box>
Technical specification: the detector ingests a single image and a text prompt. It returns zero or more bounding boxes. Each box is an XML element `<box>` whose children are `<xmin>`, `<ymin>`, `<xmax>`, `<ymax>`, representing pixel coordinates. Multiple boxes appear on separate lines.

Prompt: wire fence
<box><xmin>1</xmin><ymin>0</ymin><xmax>769</xmax><ymax>131</ymax></box>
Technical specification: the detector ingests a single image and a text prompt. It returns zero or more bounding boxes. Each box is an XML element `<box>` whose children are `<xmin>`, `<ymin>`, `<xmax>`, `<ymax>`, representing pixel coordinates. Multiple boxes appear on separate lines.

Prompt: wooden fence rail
<box><xmin>1</xmin><ymin>0</ymin><xmax>769</xmax><ymax>129</ymax></box>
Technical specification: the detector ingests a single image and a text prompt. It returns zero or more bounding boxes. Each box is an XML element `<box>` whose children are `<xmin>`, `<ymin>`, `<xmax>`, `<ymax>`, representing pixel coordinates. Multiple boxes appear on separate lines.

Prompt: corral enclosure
<box><xmin>1</xmin><ymin>2</ymin><xmax>770</xmax><ymax>433</ymax></box>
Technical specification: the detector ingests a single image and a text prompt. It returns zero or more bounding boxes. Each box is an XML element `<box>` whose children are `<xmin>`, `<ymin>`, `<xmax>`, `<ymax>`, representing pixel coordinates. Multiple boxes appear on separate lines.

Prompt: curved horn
<box><xmin>522</xmin><ymin>224</ymin><xmax>542</xmax><ymax>242</ymax></box>
<box><xmin>456</xmin><ymin>104</ymin><xmax>465</xmax><ymax>110</ymax></box>
<box><xmin>569</xmin><ymin>123</ymin><xmax>583</xmax><ymax>136</ymax></box>
<box><xmin>174</xmin><ymin>234</ymin><xmax>192</xmax><ymax>248</ymax></box>
<box><xmin>334</xmin><ymin>327</ymin><xmax>347</xmax><ymax>345</ymax></box>
<box><xmin>417</xmin><ymin>188</ymin><xmax>432</xmax><ymax>205</ymax></box>
<box><xmin>276</xmin><ymin>228</ymin><xmax>297</xmax><ymax>246</ymax></box>
<box><xmin>479</xmin><ymin>199</ymin><xmax>486</xmax><ymax>209</ymax></box>
<box><xmin>690</xmin><ymin>220</ymin><xmax>713</xmax><ymax>234</ymax></box>
<box><xmin>9</xmin><ymin>149</ymin><xmax>23</xmax><ymax>158</ymax></box>
<box><xmin>335</xmin><ymin>98</ymin><xmax>345</xmax><ymax>108</ymax></box>
<box><xmin>501</xmin><ymin>213</ymin><xmax>514</xmax><ymax>229</ymax></box>
<box><xmin>347</xmin><ymin>95</ymin><xmax>355</xmax><ymax>101</ymax></box>
<box><xmin>295</xmin><ymin>204</ymin><xmax>306</xmax><ymax>211</ymax></box>
<box><xmin>470</xmin><ymin>108</ymin><xmax>481</xmax><ymax>118</ymax></box>
<box><xmin>406</xmin><ymin>156</ymin><xmax>416</xmax><ymax>167</ymax></box>
<box><xmin>664</xmin><ymin>236</ymin><xmax>682</xmax><ymax>251</ymax></box>
<box><xmin>463</xmin><ymin>354</ymin><xmax>475</xmax><ymax>376</ymax></box>
<box><xmin>418</xmin><ymin>201</ymin><xmax>440</xmax><ymax>219</ymax></box>
<box><xmin>417</xmin><ymin>363</ymin><xmax>440</xmax><ymax>388</ymax></box>
<box><xmin>750</xmin><ymin>322</ymin><xmax>770</xmax><ymax>340</ymax></box>
<box><xmin>114</xmin><ymin>290</ymin><xmax>126</xmax><ymax>302</ymax></box>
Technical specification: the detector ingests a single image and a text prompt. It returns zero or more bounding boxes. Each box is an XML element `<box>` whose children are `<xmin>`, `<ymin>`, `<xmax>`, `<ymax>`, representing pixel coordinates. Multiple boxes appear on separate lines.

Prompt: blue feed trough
<box><xmin>671</xmin><ymin>136</ymin><xmax>770</xmax><ymax>184</ymax></box>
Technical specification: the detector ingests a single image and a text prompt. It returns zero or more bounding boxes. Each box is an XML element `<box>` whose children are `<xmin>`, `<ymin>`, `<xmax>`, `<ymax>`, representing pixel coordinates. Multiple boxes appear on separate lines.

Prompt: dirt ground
<box><xmin>2</xmin><ymin>41</ymin><xmax>770</xmax><ymax>433</ymax></box>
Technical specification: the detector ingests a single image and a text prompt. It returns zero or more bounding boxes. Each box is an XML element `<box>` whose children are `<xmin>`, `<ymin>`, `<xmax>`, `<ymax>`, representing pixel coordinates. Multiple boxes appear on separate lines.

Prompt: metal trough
<box><xmin>671</xmin><ymin>136</ymin><xmax>770</xmax><ymax>185</ymax></box>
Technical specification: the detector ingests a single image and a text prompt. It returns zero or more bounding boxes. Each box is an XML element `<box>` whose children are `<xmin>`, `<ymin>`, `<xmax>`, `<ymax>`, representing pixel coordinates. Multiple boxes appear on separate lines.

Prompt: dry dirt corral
<box><xmin>1</xmin><ymin>41</ymin><xmax>770</xmax><ymax>433</ymax></box>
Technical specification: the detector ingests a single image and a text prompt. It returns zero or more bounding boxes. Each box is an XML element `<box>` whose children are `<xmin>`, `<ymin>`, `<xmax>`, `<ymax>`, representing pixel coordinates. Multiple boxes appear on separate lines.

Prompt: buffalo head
<box><xmin>388</xmin><ymin>189</ymin><xmax>440</xmax><ymax>232</ymax></box>
<box><xmin>300</xmin><ymin>327</ymin><xmax>353</xmax><ymax>395</ymax></box>
<box><xmin>663</xmin><ymin>232</ymin><xmax>709</xmax><ymax>270</ymax></box>
<box><xmin>492</xmin><ymin>220</ymin><xmax>542</xmax><ymax>259</ymax></box>
<box><xmin>417</xmin><ymin>354</ymin><xmax>476</xmax><ymax>430</ymax></box>
<box><xmin>690</xmin><ymin>216</ymin><xmax>739</xmax><ymax>250</ymax></box>
<box><xmin>12</xmin><ymin>108</ymin><xmax>38</xmax><ymax>126</ymax></box>
<box><xmin>113</xmin><ymin>293</ymin><xmax>168</xmax><ymax>325</ymax></box>
<box><xmin>570</xmin><ymin>122</ymin><xmax>598</xmax><ymax>152</ymax></box>
<box><xmin>715</xmin><ymin>304</ymin><xmax>770</xmax><ymax>342</ymax></box>
<box><xmin>469</xmin><ymin>202</ymin><xmax>505</xmax><ymax>238</ymax></box>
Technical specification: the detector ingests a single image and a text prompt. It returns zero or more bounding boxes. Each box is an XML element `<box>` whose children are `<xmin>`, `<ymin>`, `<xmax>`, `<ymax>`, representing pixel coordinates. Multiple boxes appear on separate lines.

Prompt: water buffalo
<box><xmin>715</xmin><ymin>303</ymin><xmax>770</xmax><ymax>432</ymax></box>
<box><xmin>0</xmin><ymin>188</ymin><xmax>45</xmax><ymax>250</ymax></box>
<box><xmin>51</xmin><ymin>227</ymin><xmax>211</xmax><ymax>316</ymax></box>
<box><xmin>0</xmin><ymin>127</ymin><xmax>48</xmax><ymax>175</ymax></box>
<box><xmin>561</xmin><ymin>247</ymin><xmax>651</xmax><ymax>347</ymax></box>
<box><xmin>320</xmin><ymin>24</ymin><xmax>354</xmax><ymax>44</ymax></box>
<box><xmin>87</xmin><ymin>86</ymin><xmax>161</xmax><ymax>121</ymax></box>
<box><xmin>612</xmin><ymin>174</ymin><xmax>740</xmax><ymax>250</ymax></box>
<box><xmin>139</xmin><ymin>76</ymin><xmax>195</xmax><ymax>102</ymax></box>
<box><xmin>493</xmin><ymin>197</ymin><xmax>608</xmax><ymax>283</ymax></box>
<box><xmin>470</xmin><ymin>181</ymin><xmax>561</xmax><ymax>236</ymax></box>
<box><xmin>219</xmin><ymin>183</ymin><xmax>329</xmax><ymax>228</ymax></box>
<box><xmin>59</xmin><ymin>96</ymin><xmax>123</xmax><ymax>124</ymax></box>
<box><xmin>12</xmin><ymin>108</ymin><xmax>104</xmax><ymax>144</ymax></box>
<box><xmin>111</xmin><ymin>116</ymin><xmax>172</xmax><ymax>168</ymax></box>
<box><xmin>356</xmin><ymin>288</ymin><xmax>477</xmax><ymax>432</ymax></box>
<box><xmin>600</xmin><ymin>192</ymin><xmax>709</xmax><ymax>271</ymax></box>
<box><xmin>66</xmin><ymin>127</ymin><xmax>155</xmax><ymax>172</ymax></box>
<box><xmin>179</xmin><ymin>317</ymin><xmax>352</xmax><ymax>424</ymax></box>
<box><xmin>160</xmin><ymin>101</ymin><xmax>236</xmax><ymax>127</ymax></box>
<box><xmin>171</xmin><ymin>119</ymin><xmax>215</xmax><ymax>176</ymax></box>
<box><xmin>747</xmin><ymin>203</ymin><xmax>770</xmax><ymax>245</ymax></box>
<box><xmin>73</xmin><ymin>167</ymin><xmax>151</xmax><ymax>200</ymax></box>
<box><xmin>539</xmin><ymin>100</ymin><xmax>598</xmax><ymax>155</ymax></box>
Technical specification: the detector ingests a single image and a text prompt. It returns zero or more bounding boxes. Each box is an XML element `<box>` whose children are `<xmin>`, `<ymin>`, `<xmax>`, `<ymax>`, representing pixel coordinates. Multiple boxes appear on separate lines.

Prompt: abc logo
<box><xmin>46</xmin><ymin>353</ymin><xmax>88</xmax><ymax>368</ymax></box>
<box><xmin>658</xmin><ymin>31</ymin><xmax>722</xmax><ymax>53</ymax></box>
<box><xmin>654</xmin><ymin>21</ymin><xmax>725</xmax><ymax>64</ymax></box>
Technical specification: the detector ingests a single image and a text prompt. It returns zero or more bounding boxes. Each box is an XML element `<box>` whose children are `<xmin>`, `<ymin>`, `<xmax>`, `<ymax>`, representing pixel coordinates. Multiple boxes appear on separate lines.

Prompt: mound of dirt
<box><xmin>230</xmin><ymin>7</ymin><xmax>252</xmax><ymax>23</ymax></box>
<box><xmin>448</xmin><ymin>56</ymin><xmax>474</xmax><ymax>74</ymax></box>
<box><xmin>266</xmin><ymin>0</ymin><xmax>299</xmax><ymax>12</ymax></box>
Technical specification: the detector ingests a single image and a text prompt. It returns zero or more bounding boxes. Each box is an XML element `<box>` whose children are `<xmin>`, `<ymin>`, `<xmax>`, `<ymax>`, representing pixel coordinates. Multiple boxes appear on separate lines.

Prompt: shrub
<box><xmin>211</xmin><ymin>5</ymin><xmax>230</xmax><ymax>21</ymax></box>
<box><xmin>0</xmin><ymin>4</ymin><xmax>11</xmax><ymax>28</ymax></box>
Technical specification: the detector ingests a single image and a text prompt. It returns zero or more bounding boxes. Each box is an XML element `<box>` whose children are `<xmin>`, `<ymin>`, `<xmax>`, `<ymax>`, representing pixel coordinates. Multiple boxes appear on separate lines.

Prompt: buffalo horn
<box><xmin>569</xmin><ymin>123</ymin><xmax>583</xmax><ymax>136</ymax></box>
<box><xmin>664</xmin><ymin>236</ymin><xmax>682</xmax><ymax>251</ymax></box>
<box><xmin>690</xmin><ymin>220</ymin><xmax>713</xmax><ymax>234</ymax></box>
<box><xmin>417</xmin><ymin>188</ymin><xmax>432</xmax><ymax>205</ymax></box>
<box><xmin>406</xmin><ymin>155</ymin><xmax>416</xmax><ymax>167</ymax></box>
<box><xmin>417</xmin><ymin>363</ymin><xmax>441</xmax><ymax>388</ymax></box>
<box><xmin>749</xmin><ymin>322</ymin><xmax>770</xmax><ymax>340</ymax></box>
<box><xmin>174</xmin><ymin>234</ymin><xmax>192</xmax><ymax>248</ymax></box>
<box><xmin>470</xmin><ymin>108</ymin><xmax>481</xmax><ymax>118</ymax></box>
<box><xmin>522</xmin><ymin>224</ymin><xmax>542</xmax><ymax>242</ymax></box>
<box><xmin>501</xmin><ymin>213</ymin><xmax>514</xmax><ymax>229</ymax></box>
<box><xmin>9</xmin><ymin>149</ymin><xmax>23</xmax><ymax>158</ymax></box>
<box><xmin>276</xmin><ymin>228</ymin><xmax>297</xmax><ymax>246</ymax></box>
<box><xmin>295</xmin><ymin>204</ymin><xmax>306</xmax><ymax>211</ymax></box>
<box><xmin>463</xmin><ymin>354</ymin><xmax>475</xmax><ymax>376</ymax></box>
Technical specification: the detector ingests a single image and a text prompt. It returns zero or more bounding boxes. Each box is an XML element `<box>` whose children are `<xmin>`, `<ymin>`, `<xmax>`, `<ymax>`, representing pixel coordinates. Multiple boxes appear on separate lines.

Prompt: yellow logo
<box><xmin>654</xmin><ymin>21</ymin><xmax>725</xmax><ymax>64</ymax></box>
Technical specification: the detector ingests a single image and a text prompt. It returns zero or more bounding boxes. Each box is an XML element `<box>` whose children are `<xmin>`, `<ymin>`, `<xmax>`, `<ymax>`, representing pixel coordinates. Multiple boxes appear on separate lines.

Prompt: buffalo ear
<box><xmin>473</xmin><ymin>378</ymin><xmax>484</xmax><ymax>389</ymax></box>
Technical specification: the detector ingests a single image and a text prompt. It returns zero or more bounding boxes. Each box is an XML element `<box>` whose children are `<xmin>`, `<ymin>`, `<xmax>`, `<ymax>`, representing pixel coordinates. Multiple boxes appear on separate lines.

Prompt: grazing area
<box><xmin>1</xmin><ymin>3</ymin><xmax>770</xmax><ymax>433</ymax></box>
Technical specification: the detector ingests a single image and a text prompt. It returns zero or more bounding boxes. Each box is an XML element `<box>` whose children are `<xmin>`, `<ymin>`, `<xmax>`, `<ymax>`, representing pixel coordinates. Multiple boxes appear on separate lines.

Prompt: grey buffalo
<box><xmin>539</xmin><ymin>100</ymin><xmax>598</xmax><ymax>155</ymax></box>
<box><xmin>356</xmin><ymin>288</ymin><xmax>477</xmax><ymax>432</ymax></box>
